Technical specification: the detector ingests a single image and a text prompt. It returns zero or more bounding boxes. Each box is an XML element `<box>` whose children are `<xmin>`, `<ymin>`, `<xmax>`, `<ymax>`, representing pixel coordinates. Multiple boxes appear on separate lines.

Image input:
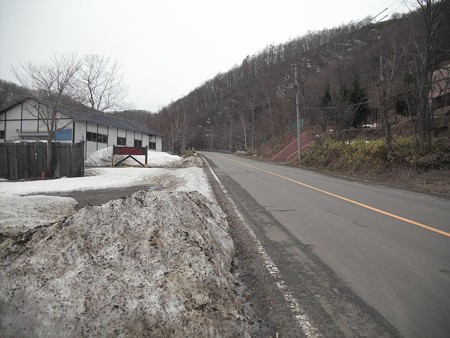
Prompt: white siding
<box><xmin>156</xmin><ymin>136</ymin><xmax>162</xmax><ymax>151</ymax></box>
<box><xmin>142</xmin><ymin>134</ymin><xmax>149</xmax><ymax>146</ymax></box>
<box><xmin>87</xmin><ymin>123</ymin><xmax>97</xmax><ymax>133</ymax></box>
<box><xmin>1</xmin><ymin>101</ymin><xmax>73</xmax><ymax>142</ymax></box>
<box><xmin>74</xmin><ymin>121</ymin><xmax>86</xmax><ymax>143</ymax></box>
<box><xmin>21</xmin><ymin>120</ymin><xmax>37</xmax><ymax>133</ymax></box>
<box><xmin>55</xmin><ymin>117</ymin><xmax>73</xmax><ymax>130</ymax></box>
<box><xmin>5</xmin><ymin>120</ymin><xmax>21</xmax><ymax>141</ymax></box>
<box><xmin>2</xmin><ymin>99</ymin><xmax>163</xmax><ymax>157</ymax></box>
<box><xmin>6</xmin><ymin>105</ymin><xmax>22</xmax><ymax>120</ymax></box>
<box><xmin>118</xmin><ymin>129</ymin><xmax>126</xmax><ymax>137</ymax></box>
<box><xmin>126</xmin><ymin>131</ymin><xmax>134</xmax><ymax>147</ymax></box>
<box><xmin>22</xmin><ymin>101</ymin><xmax>43</xmax><ymax>119</ymax></box>
<box><xmin>38</xmin><ymin>120</ymin><xmax>47</xmax><ymax>133</ymax></box>
<box><xmin>98</xmin><ymin>125</ymin><xmax>107</xmax><ymax>136</ymax></box>
<box><xmin>109</xmin><ymin>128</ymin><xmax>118</xmax><ymax>147</ymax></box>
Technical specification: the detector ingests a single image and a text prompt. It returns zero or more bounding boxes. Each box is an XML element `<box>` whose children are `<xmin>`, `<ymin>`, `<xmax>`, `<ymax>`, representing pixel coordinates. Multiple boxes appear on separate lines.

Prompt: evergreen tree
<box><xmin>349</xmin><ymin>75</ymin><xmax>370</xmax><ymax>128</ymax></box>
<box><xmin>320</xmin><ymin>85</ymin><xmax>332</xmax><ymax>131</ymax></box>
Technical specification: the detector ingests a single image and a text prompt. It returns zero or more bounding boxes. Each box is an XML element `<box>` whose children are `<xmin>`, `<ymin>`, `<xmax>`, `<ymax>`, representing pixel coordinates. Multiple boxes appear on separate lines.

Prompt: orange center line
<box><xmin>220</xmin><ymin>155</ymin><xmax>450</xmax><ymax>238</ymax></box>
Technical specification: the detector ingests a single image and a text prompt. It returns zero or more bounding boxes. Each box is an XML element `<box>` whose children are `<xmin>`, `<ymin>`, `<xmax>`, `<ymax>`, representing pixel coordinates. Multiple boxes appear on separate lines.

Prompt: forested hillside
<box><xmin>1</xmin><ymin>1</ymin><xmax>448</xmax><ymax>160</ymax></box>
<box><xmin>149</xmin><ymin>1</ymin><xmax>449</xmax><ymax>157</ymax></box>
<box><xmin>0</xmin><ymin>80</ymin><xmax>29</xmax><ymax>110</ymax></box>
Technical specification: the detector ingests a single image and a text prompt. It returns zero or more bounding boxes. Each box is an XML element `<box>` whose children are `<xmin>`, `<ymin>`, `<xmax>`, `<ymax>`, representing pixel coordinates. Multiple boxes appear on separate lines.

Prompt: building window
<box><xmin>149</xmin><ymin>141</ymin><xmax>156</xmax><ymax>150</ymax></box>
<box><xmin>0</xmin><ymin>130</ymin><xmax>4</xmax><ymax>139</ymax></box>
<box><xmin>87</xmin><ymin>131</ymin><xmax>108</xmax><ymax>143</ymax></box>
<box><xmin>134</xmin><ymin>139</ymin><xmax>142</xmax><ymax>148</ymax></box>
<box><xmin>86</xmin><ymin>131</ymin><xmax>97</xmax><ymax>142</ymax></box>
<box><xmin>117</xmin><ymin>136</ymin><xmax>126</xmax><ymax>146</ymax></box>
<box><xmin>98</xmin><ymin>134</ymin><xmax>108</xmax><ymax>143</ymax></box>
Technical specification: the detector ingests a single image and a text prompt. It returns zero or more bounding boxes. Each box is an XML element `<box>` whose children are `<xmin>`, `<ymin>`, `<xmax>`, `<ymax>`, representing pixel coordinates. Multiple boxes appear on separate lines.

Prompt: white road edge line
<box><xmin>203</xmin><ymin>157</ymin><xmax>321</xmax><ymax>338</ymax></box>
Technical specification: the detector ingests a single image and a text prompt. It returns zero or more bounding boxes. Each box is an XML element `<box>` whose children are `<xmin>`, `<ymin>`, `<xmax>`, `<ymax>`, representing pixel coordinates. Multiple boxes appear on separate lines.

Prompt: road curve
<box><xmin>201</xmin><ymin>152</ymin><xmax>450</xmax><ymax>338</ymax></box>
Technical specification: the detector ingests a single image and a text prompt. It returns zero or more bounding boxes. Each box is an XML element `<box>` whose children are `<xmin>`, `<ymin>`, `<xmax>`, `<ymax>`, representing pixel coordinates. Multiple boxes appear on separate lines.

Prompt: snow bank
<box><xmin>0</xmin><ymin>195</ymin><xmax>77</xmax><ymax>236</ymax></box>
<box><xmin>85</xmin><ymin>147</ymin><xmax>182</xmax><ymax>167</ymax></box>
<box><xmin>0</xmin><ymin>167</ymin><xmax>214</xmax><ymax>232</ymax></box>
<box><xmin>168</xmin><ymin>155</ymin><xmax>204</xmax><ymax>168</ymax></box>
<box><xmin>0</xmin><ymin>191</ymin><xmax>249</xmax><ymax>337</ymax></box>
<box><xmin>0</xmin><ymin>167</ymin><xmax>212</xmax><ymax>199</ymax></box>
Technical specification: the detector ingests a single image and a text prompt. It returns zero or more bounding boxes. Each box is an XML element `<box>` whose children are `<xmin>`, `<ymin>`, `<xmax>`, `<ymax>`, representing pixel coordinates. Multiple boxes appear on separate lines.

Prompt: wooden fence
<box><xmin>0</xmin><ymin>142</ymin><xmax>85</xmax><ymax>180</ymax></box>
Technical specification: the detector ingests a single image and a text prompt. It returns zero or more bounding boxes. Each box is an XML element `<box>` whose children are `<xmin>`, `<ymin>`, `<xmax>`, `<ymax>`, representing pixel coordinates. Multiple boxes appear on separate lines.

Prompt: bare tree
<box><xmin>76</xmin><ymin>55</ymin><xmax>128</xmax><ymax>112</ymax></box>
<box><xmin>377</xmin><ymin>27</ymin><xmax>405</xmax><ymax>158</ymax></box>
<box><xmin>321</xmin><ymin>80</ymin><xmax>358</xmax><ymax>134</ymax></box>
<box><xmin>12</xmin><ymin>53</ymin><xmax>81</xmax><ymax>177</ymax></box>
<box><xmin>406</xmin><ymin>0</ymin><xmax>450</xmax><ymax>153</ymax></box>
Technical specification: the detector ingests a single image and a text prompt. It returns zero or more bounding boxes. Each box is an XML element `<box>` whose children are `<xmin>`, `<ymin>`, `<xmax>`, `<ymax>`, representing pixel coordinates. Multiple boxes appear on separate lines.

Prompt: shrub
<box><xmin>182</xmin><ymin>148</ymin><xmax>196</xmax><ymax>157</ymax></box>
<box><xmin>302</xmin><ymin>135</ymin><xmax>450</xmax><ymax>173</ymax></box>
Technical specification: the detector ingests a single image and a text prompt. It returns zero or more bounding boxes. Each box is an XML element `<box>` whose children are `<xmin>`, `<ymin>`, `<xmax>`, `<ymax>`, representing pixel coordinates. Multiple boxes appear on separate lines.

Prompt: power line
<box><xmin>370</xmin><ymin>0</ymin><xmax>403</xmax><ymax>23</ymax></box>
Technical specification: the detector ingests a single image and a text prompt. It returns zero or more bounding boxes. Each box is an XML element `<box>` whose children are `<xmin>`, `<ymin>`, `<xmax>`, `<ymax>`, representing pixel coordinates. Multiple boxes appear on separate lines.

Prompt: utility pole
<box><xmin>229</xmin><ymin>117</ymin><xmax>232</xmax><ymax>152</ymax></box>
<box><xmin>251</xmin><ymin>105</ymin><xmax>254</xmax><ymax>155</ymax></box>
<box><xmin>294</xmin><ymin>64</ymin><xmax>301</xmax><ymax>162</ymax></box>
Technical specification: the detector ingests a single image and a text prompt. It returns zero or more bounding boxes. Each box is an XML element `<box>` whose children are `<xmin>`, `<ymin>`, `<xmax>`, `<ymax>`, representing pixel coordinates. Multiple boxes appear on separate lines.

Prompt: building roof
<box><xmin>0</xmin><ymin>98</ymin><xmax>162</xmax><ymax>137</ymax></box>
<box><xmin>58</xmin><ymin>105</ymin><xmax>162</xmax><ymax>136</ymax></box>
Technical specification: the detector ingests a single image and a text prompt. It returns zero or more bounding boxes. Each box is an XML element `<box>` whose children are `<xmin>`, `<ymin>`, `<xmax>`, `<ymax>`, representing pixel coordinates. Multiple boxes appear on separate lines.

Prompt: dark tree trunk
<box><xmin>46</xmin><ymin>140</ymin><xmax>53</xmax><ymax>178</ymax></box>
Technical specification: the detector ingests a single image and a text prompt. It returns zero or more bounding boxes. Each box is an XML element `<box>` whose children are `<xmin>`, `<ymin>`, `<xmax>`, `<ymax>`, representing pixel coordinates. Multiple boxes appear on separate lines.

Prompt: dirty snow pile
<box><xmin>0</xmin><ymin>191</ymin><xmax>248</xmax><ymax>337</ymax></box>
<box><xmin>0</xmin><ymin>153</ymin><xmax>250</xmax><ymax>336</ymax></box>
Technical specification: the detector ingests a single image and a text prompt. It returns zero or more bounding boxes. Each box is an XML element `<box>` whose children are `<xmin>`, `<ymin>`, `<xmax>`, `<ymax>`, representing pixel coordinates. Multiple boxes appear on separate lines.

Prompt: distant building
<box><xmin>431</xmin><ymin>63</ymin><xmax>450</xmax><ymax>113</ymax></box>
<box><xmin>0</xmin><ymin>98</ymin><xmax>162</xmax><ymax>158</ymax></box>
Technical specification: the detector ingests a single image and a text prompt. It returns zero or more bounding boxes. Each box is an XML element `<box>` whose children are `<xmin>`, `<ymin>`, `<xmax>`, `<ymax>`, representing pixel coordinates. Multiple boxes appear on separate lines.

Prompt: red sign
<box><xmin>113</xmin><ymin>146</ymin><xmax>146</xmax><ymax>156</ymax></box>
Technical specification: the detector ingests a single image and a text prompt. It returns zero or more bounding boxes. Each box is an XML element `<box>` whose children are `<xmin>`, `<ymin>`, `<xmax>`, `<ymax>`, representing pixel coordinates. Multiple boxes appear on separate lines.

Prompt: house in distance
<box><xmin>0</xmin><ymin>98</ymin><xmax>162</xmax><ymax>158</ymax></box>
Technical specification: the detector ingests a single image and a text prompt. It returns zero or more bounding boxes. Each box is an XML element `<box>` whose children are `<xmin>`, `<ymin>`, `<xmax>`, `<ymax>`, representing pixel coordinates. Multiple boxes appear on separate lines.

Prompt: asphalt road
<box><xmin>201</xmin><ymin>152</ymin><xmax>450</xmax><ymax>338</ymax></box>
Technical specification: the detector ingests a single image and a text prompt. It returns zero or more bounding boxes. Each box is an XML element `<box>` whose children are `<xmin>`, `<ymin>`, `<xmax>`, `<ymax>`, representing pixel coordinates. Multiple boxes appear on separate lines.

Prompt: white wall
<box><xmin>2</xmin><ymin>105</ymin><xmax>22</xmax><ymax>141</ymax></box>
<box><xmin>1</xmin><ymin>101</ymin><xmax>74</xmax><ymax>142</ymax></box>
<box><xmin>118</xmin><ymin>129</ymin><xmax>126</xmax><ymax>138</ymax></box>
<box><xmin>142</xmin><ymin>134</ymin><xmax>149</xmax><ymax>146</ymax></box>
<box><xmin>126</xmin><ymin>130</ymin><xmax>134</xmax><ymax>147</ymax></box>
<box><xmin>74</xmin><ymin>121</ymin><xmax>86</xmax><ymax>143</ymax></box>
<box><xmin>156</xmin><ymin>136</ymin><xmax>162</xmax><ymax>151</ymax></box>
<box><xmin>2</xmin><ymin>99</ymin><xmax>163</xmax><ymax>157</ymax></box>
<box><xmin>108</xmin><ymin>128</ymin><xmax>117</xmax><ymax>147</ymax></box>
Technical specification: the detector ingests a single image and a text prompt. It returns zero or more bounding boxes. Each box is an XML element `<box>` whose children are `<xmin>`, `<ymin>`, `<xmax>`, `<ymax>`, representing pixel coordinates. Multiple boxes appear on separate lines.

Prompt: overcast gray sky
<box><xmin>0</xmin><ymin>0</ymin><xmax>411</xmax><ymax>112</ymax></box>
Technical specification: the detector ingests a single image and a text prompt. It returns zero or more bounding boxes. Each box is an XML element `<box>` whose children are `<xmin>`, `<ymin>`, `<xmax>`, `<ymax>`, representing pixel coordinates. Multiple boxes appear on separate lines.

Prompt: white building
<box><xmin>0</xmin><ymin>98</ymin><xmax>163</xmax><ymax>158</ymax></box>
